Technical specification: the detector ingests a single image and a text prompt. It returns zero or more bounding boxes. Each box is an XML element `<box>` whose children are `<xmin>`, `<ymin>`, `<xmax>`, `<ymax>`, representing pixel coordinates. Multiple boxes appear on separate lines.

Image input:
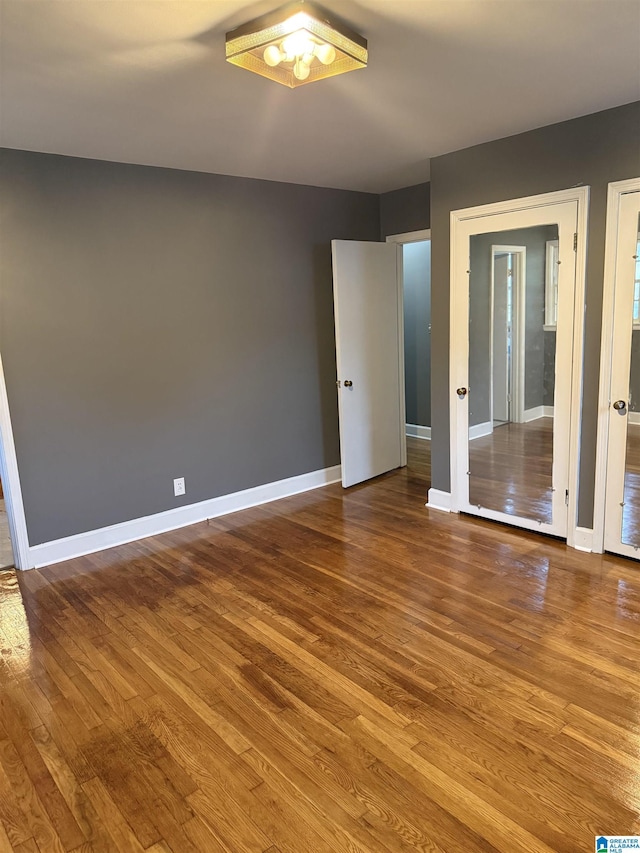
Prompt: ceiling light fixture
<box><xmin>225</xmin><ymin>1</ymin><xmax>368</xmax><ymax>88</ymax></box>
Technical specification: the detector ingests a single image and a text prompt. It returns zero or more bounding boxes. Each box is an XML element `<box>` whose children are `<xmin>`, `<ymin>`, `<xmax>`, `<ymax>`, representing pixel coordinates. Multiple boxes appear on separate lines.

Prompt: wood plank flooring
<box><xmin>1</xmin><ymin>437</ymin><xmax>639</xmax><ymax>852</ymax></box>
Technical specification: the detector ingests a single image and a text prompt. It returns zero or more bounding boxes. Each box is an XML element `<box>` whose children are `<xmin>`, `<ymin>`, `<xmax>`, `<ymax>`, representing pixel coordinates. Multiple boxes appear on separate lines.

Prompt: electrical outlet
<box><xmin>173</xmin><ymin>477</ymin><xmax>186</xmax><ymax>497</ymax></box>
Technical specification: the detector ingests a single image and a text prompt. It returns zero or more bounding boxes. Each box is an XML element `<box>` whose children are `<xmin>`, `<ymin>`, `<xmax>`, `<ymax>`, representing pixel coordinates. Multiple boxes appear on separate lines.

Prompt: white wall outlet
<box><xmin>173</xmin><ymin>477</ymin><xmax>186</xmax><ymax>497</ymax></box>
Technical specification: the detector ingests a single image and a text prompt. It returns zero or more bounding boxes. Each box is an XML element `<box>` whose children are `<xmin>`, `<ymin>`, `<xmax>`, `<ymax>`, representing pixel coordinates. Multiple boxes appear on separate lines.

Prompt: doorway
<box><xmin>387</xmin><ymin>230</ymin><xmax>431</xmax><ymax>489</ymax></box>
<box><xmin>331</xmin><ymin>230</ymin><xmax>431</xmax><ymax>492</ymax></box>
<box><xmin>450</xmin><ymin>188</ymin><xmax>589</xmax><ymax>543</ymax></box>
<box><xmin>491</xmin><ymin>246</ymin><xmax>525</xmax><ymax>427</ymax></box>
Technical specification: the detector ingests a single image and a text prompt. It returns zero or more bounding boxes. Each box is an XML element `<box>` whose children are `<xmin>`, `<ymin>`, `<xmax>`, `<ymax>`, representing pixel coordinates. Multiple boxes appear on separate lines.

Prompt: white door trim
<box><xmin>386</xmin><ymin>229</ymin><xmax>431</xmax><ymax>244</ymax></box>
<box><xmin>450</xmin><ymin>186</ymin><xmax>589</xmax><ymax>547</ymax></box>
<box><xmin>592</xmin><ymin>177</ymin><xmax>640</xmax><ymax>555</ymax></box>
<box><xmin>490</xmin><ymin>245</ymin><xmax>526</xmax><ymax>425</ymax></box>
<box><xmin>0</xmin><ymin>353</ymin><xmax>32</xmax><ymax>570</ymax></box>
<box><xmin>396</xmin><ymin>246</ymin><xmax>407</xmax><ymax>468</ymax></box>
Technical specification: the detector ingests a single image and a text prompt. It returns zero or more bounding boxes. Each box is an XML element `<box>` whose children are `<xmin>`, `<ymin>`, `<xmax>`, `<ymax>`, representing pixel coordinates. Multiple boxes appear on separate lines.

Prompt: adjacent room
<box><xmin>0</xmin><ymin>1</ymin><xmax>639</xmax><ymax>852</ymax></box>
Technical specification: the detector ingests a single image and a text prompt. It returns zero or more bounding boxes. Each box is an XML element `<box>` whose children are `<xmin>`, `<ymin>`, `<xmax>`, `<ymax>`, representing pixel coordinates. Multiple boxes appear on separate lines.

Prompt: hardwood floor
<box><xmin>1</xmin><ymin>439</ymin><xmax>639</xmax><ymax>852</ymax></box>
<box><xmin>469</xmin><ymin>418</ymin><xmax>553</xmax><ymax>524</ymax></box>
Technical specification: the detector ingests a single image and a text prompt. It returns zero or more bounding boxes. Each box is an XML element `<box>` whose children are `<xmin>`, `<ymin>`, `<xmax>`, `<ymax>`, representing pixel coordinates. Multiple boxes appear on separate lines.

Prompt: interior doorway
<box><xmin>387</xmin><ymin>229</ymin><xmax>431</xmax><ymax>490</ymax></box>
<box><xmin>330</xmin><ymin>229</ymin><xmax>431</xmax><ymax>492</ymax></box>
<box><xmin>491</xmin><ymin>245</ymin><xmax>525</xmax><ymax>428</ymax></box>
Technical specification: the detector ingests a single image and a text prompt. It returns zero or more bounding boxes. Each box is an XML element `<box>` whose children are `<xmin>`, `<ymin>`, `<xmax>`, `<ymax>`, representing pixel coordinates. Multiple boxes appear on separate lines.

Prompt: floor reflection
<box><xmin>469</xmin><ymin>418</ymin><xmax>553</xmax><ymax>523</ymax></box>
<box><xmin>0</xmin><ymin>497</ymin><xmax>15</xmax><ymax>568</ymax></box>
<box><xmin>0</xmin><ymin>568</ymin><xmax>32</xmax><ymax>677</ymax></box>
<box><xmin>622</xmin><ymin>423</ymin><xmax>640</xmax><ymax>548</ymax></box>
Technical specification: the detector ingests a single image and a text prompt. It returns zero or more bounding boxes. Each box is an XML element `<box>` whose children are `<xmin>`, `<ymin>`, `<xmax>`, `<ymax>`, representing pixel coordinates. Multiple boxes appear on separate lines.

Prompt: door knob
<box><xmin>344</xmin><ymin>380</ymin><xmax>353</xmax><ymax>387</ymax></box>
<box><xmin>456</xmin><ymin>387</ymin><xmax>467</xmax><ymax>398</ymax></box>
<box><xmin>613</xmin><ymin>400</ymin><xmax>627</xmax><ymax>411</ymax></box>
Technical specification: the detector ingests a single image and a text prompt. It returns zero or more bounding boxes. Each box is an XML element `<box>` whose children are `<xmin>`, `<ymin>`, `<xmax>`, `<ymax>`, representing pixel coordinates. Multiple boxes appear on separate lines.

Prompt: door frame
<box><xmin>592</xmin><ymin>177</ymin><xmax>640</xmax><ymax>554</ymax></box>
<box><xmin>490</xmin><ymin>245</ymin><xmax>526</xmax><ymax>426</ymax></box>
<box><xmin>450</xmin><ymin>186</ymin><xmax>589</xmax><ymax>547</ymax></box>
<box><xmin>0</xmin><ymin>352</ymin><xmax>32</xmax><ymax>570</ymax></box>
<box><xmin>386</xmin><ymin>228</ymin><xmax>431</xmax><ymax>462</ymax></box>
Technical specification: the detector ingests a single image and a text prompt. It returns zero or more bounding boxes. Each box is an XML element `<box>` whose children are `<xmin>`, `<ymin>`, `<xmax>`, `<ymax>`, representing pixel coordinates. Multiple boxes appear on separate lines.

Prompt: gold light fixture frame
<box><xmin>225</xmin><ymin>1</ymin><xmax>368</xmax><ymax>88</ymax></box>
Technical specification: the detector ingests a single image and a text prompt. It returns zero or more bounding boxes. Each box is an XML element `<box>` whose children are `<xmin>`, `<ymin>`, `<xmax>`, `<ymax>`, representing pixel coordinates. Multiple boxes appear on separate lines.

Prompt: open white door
<box><xmin>601</xmin><ymin>186</ymin><xmax>640</xmax><ymax>558</ymax></box>
<box><xmin>331</xmin><ymin>240</ymin><xmax>405</xmax><ymax>488</ymax></box>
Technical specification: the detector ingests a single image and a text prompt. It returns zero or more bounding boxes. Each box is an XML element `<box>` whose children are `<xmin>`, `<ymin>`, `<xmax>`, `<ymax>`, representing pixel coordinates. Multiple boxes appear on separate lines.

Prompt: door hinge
<box><xmin>565</xmin><ymin>489</ymin><xmax>569</xmax><ymax>506</ymax></box>
<box><xmin>573</xmin><ymin>232</ymin><xmax>577</xmax><ymax>252</ymax></box>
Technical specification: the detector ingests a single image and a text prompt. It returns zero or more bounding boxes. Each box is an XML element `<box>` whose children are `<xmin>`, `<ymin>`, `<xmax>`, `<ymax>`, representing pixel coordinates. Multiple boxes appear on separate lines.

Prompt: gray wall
<box><xmin>467</xmin><ymin>226</ymin><xmax>555</xmax><ymax>426</ymax></box>
<box><xmin>0</xmin><ymin>149</ymin><xmax>379</xmax><ymax>545</ymax></box>
<box><xmin>403</xmin><ymin>241</ymin><xmax>431</xmax><ymax>427</ymax></box>
<box><xmin>430</xmin><ymin>101</ymin><xmax>640</xmax><ymax>526</ymax></box>
<box><xmin>380</xmin><ymin>182</ymin><xmax>430</xmax><ymax>240</ymax></box>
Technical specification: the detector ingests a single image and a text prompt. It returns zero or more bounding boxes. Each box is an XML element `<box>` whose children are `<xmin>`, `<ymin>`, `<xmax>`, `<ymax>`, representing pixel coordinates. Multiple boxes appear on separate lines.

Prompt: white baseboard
<box><xmin>523</xmin><ymin>405</ymin><xmax>554</xmax><ymax>422</ymax></box>
<box><xmin>406</xmin><ymin>423</ymin><xmax>431</xmax><ymax>440</ymax></box>
<box><xmin>573</xmin><ymin>526</ymin><xmax>593</xmax><ymax>552</ymax></box>
<box><xmin>426</xmin><ymin>488</ymin><xmax>452</xmax><ymax>512</ymax></box>
<box><xmin>628</xmin><ymin>412</ymin><xmax>640</xmax><ymax>426</ymax></box>
<box><xmin>469</xmin><ymin>421</ymin><xmax>492</xmax><ymax>440</ymax></box>
<box><xmin>28</xmin><ymin>465</ymin><xmax>342</xmax><ymax>569</ymax></box>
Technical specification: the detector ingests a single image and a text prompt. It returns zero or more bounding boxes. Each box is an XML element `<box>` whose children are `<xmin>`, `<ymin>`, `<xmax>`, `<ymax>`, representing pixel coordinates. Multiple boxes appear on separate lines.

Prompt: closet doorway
<box><xmin>594</xmin><ymin>178</ymin><xmax>640</xmax><ymax>558</ymax></box>
<box><xmin>450</xmin><ymin>188</ymin><xmax>589</xmax><ymax>544</ymax></box>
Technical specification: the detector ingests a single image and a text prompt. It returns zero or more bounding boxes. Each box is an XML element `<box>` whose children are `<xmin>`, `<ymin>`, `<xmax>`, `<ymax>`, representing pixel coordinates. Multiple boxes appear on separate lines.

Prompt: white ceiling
<box><xmin>1</xmin><ymin>0</ymin><xmax>639</xmax><ymax>193</ymax></box>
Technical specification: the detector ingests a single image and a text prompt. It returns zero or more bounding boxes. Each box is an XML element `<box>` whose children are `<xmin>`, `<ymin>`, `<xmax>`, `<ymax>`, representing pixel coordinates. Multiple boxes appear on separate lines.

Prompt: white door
<box><xmin>492</xmin><ymin>252</ymin><xmax>510</xmax><ymax>424</ymax></box>
<box><xmin>450</xmin><ymin>190</ymin><xmax>588</xmax><ymax>540</ymax></box>
<box><xmin>331</xmin><ymin>240</ymin><xmax>405</xmax><ymax>488</ymax></box>
<box><xmin>602</xmin><ymin>188</ymin><xmax>640</xmax><ymax>558</ymax></box>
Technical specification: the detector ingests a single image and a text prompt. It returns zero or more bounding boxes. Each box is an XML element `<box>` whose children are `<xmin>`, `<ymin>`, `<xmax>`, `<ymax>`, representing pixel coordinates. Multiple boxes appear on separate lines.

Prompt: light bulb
<box><xmin>282</xmin><ymin>31</ymin><xmax>314</xmax><ymax>60</ymax></box>
<box><xmin>315</xmin><ymin>43</ymin><xmax>336</xmax><ymax>65</ymax></box>
<box><xmin>293</xmin><ymin>58</ymin><xmax>310</xmax><ymax>80</ymax></box>
<box><xmin>263</xmin><ymin>44</ymin><xmax>283</xmax><ymax>66</ymax></box>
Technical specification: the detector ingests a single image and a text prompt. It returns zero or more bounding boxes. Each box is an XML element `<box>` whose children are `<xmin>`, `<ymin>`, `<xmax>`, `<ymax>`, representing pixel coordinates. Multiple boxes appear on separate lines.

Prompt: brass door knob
<box><xmin>344</xmin><ymin>380</ymin><xmax>353</xmax><ymax>387</ymax></box>
<box><xmin>613</xmin><ymin>400</ymin><xmax>627</xmax><ymax>411</ymax></box>
<box><xmin>456</xmin><ymin>387</ymin><xmax>467</xmax><ymax>398</ymax></box>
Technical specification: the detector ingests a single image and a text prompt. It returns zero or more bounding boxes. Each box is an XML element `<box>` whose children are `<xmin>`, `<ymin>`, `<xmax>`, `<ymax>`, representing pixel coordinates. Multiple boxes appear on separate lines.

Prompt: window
<box><xmin>544</xmin><ymin>239</ymin><xmax>559</xmax><ymax>329</ymax></box>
